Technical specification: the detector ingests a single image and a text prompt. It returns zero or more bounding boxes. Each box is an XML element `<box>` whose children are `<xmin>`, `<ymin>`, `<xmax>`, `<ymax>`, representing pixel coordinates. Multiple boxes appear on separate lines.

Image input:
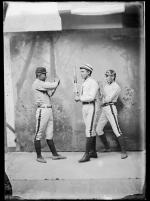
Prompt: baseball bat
<box><xmin>73</xmin><ymin>66</ymin><xmax>79</xmax><ymax>94</ymax></box>
<box><xmin>48</xmin><ymin>36</ymin><xmax>60</xmax><ymax>97</ymax></box>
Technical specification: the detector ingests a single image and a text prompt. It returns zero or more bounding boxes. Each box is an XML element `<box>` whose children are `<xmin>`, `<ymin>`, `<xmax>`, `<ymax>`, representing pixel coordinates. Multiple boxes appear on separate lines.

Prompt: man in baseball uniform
<box><xmin>32</xmin><ymin>67</ymin><xmax>66</xmax><ymax>163</ymax></box>
<box><xmin>74</xmin><ymin>64</ymin><xmax>99</xmax><ymax>162</ymax></box>
<box><xmin>96</xmin><ymin>69</ymin><xmax>128</xmax><ymax>159</ymax></box>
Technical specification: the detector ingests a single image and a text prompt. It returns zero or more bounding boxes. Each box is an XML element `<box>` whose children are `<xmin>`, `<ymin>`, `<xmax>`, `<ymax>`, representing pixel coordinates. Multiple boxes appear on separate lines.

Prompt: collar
<box><xmin>106</xmin><ymin>81</ymin><xmax>115</xmax><ymax>86</ymax></box>
<box><xmin>84</xmin><ymin>76</ymin><xmax>91</xmax><ymax>83</ymax></box>
<box><xmin>36</xmin><ymin>78</ymin><xmax>45</xmax><ymax>82</ymax></box>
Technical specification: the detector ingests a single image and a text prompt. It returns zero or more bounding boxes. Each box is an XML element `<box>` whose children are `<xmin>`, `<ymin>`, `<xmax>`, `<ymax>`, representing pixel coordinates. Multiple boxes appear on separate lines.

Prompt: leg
<box><xmin>96</xmin><ymin>109</ymin><xmax>110</xmax><ymax>151</ymax></box>
<box><xmin>34</xmin><ymin>140</ymin><xmax>46</xmax><ymax>163</ymax></box>
<box><xmin>89</xmin><ymin>136</ymin><xmax>98</xmax><ymax>158</ymax></box>
<box><xmin>78</xmin><ymin>137</ymin><xmax>92</xmax><ymax>162</ymax></box>
<box><xmin>34</xmin><ymin>108</ymin><xmax>49</xmax><ymax>163</ymax></box>
<box><xmin>89</xmin><ymin>104</ymin><xmax>101</xmax><ymax>158</ymax></box>
<box><xmin>117</xmin><ymin>135</ymin><xmax>128</xmax><ymax>159</ymax></box>
<box><xmin>106</xmin><ymin>105</ymin><xmax>128</xmax><ymax>159</ymax></box>
<box><xmin>45</xmin><ymin>109</ymin><xmax>66</xmax><ymax>160</ymax></box>
<box><xmin>89</xmin><ymin>103</ymin><xmax>98</xmax><ymax>158</ymax></box>
<box><xmin>99</xmin><ymin>134</ymin><xmax>111</xmax><ymax>152</ymax></box>
<box><xmin>79</xmin><ymin>105</ymin><xmax>94</xmax><ymax>162</ymax></box>
<box><xmin>46</xmin><ymin>139</ymin><xmax>66</xmax><ymax>160</ymax></box>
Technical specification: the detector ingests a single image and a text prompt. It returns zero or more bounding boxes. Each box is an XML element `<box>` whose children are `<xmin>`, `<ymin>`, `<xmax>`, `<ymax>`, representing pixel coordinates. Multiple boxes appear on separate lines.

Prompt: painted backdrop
<box><xmin>8</xmin><ymin>28</ymin><xmax>145</xmax><ymax>151</ymax></box>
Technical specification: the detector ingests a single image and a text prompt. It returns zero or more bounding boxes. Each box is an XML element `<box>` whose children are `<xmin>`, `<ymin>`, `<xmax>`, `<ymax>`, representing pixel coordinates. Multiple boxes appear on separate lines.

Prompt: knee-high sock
<box><xmin>34</xmin><ymin>140</ymin><xmax>42</xmax><ymax>157</ymax></box>
<box><xmin>46</xmin><ymin>139</ymin><xmax>58</xmax><ymax>156</ymax></box>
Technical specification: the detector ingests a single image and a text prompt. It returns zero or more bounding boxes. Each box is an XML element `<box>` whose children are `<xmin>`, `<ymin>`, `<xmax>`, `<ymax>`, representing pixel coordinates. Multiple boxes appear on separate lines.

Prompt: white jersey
<box><xmin>103</xmin><ymin>81</ymin><xmax>121</xmax><ymax>103</ymax></box>
<box><xmin>32</xmin><ymin>79</ymin><xmax>58</xmax><ymax>107</ymax></box>
<box><xmin>80</xmin><ymin>77</ymin><xmax>99</xmax><ymax>102</ymax></box>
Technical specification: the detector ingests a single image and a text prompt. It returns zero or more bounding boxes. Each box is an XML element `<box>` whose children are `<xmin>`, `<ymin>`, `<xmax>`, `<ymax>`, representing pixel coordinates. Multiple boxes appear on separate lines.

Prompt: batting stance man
<box><xmin>74</xmin><ymin>64</ymin><xmax>99</xmax><ymax>162</ymax></box>
<box><xmin>32</xmin><ymin>67</ymin><xmax>66</xmax><ymax>163</ymax></box>
<box><xmin>96</xmin><ymin>69</ymin><xmax>128</xmax><ymax>159</ymax></box>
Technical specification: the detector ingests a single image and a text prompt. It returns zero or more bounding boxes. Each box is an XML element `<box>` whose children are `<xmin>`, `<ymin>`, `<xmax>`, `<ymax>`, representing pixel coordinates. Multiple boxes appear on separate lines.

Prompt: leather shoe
<box><xmin>36</xmin><ymin>156</ymin><xmax>47</xmax><ymax>163</ymax></box>
<box><xmin>121</xmin><ymin>152</ymin><xmax>128</xmax><ymax>159</ymax></box>
<box><xmin>89</xmin><ymin>152</ymin><xmax>98</xmax><ymax>158</ymax></box>
<box><xmin>78</xmin><ymin>153</ymin><xmax>90</xmax><ymax>163</ymax></box>
<box><xmin>51</xmin><ymin>155</ymin><xmax>67</xmax><ymax>160</ymax></box>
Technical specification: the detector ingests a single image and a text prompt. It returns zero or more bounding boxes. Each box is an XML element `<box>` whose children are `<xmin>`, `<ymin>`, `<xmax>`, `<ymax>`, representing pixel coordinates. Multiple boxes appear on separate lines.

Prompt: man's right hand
<box><xmin>74</xmin><ymin>94</ymin><xmax>80</xmax><ymax>102</ymax></box>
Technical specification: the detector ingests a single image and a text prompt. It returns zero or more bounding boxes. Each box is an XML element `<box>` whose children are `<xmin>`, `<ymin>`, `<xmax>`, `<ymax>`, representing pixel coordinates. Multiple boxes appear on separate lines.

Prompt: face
<box><xmin>105</xmin><ymin>74</ymin><xmax>115</xmax><ymax>84</ymax></box>
<box><xmin>80</xmin><ymin>69</ymin><xmax>90</xmax><ymax>80</ymax></box>
<box><xmin>39</xmin><ymin>73</ymin><xmax>47</xmax><ymax>81</ymax></box>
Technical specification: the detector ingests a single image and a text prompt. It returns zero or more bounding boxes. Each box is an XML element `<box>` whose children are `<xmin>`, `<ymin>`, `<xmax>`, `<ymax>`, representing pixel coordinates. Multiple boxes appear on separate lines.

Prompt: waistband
<box><xmin>82</xmin><ymin>101</ymin><xmax>95</xmax><ymax>105</ymax></box>
<box><xmin>101</xmin><ymin>102</ymin><xmax>117</xmax><ymax>107</ymax></box>
<box><xmin>38</xmin><ymin>105</ymin><xmax>52</xmax><ymax>108</ymax></box>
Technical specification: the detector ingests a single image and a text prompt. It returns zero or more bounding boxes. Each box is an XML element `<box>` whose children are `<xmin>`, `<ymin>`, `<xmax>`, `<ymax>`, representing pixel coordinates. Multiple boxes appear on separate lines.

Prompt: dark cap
<box><xmin>35</xmin><ymin>67</ymin><xmax>47</xmax><ymax>74</ymax></box>
<box><xmin>105</xmin><ymin>69</ymin><xmax>116</xmax><ymax>76</ymax></box>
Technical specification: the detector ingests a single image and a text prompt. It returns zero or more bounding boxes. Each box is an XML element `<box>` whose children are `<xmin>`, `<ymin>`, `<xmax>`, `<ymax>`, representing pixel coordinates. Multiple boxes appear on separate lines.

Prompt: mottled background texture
<box><xmin>9</xmin><ymin>29</ymin><xmax>145</xmax><ymax>151</ymax></box>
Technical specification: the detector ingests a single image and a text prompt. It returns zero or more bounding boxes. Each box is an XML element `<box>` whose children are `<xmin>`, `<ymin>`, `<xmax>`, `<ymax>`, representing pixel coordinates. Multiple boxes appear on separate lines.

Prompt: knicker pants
<box><xmin>82</xmin><ymin>103</ymin><xmax>96</xmax><ymax>137</ymax></box>
<box><xmin>96</xmin><ymin>104</ymin><xmax>122</xmax><ymax>137</ymax></box>
<box><xmin>34</xmin><ymin>107</ymin><xmax>53</xmax><ymax>141</ymax></box>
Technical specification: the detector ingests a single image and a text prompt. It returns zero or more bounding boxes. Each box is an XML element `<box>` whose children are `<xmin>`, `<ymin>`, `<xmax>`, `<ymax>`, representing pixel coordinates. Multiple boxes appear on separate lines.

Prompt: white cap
<box><xmin>80</xmin><ymin>64</ymin><xmax>93</xmax><ymax>72</ymax></box>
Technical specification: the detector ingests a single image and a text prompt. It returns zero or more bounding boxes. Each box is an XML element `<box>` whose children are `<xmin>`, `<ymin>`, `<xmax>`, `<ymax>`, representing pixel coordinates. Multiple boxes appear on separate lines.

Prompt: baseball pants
<box><xmin>96</xmin><ymin>104</ymin><xmax>122</xmax><ymax>137</ymax></box>
<box><xmin>34</xmin><ymin>107</ymin><xmax>53</xmax><ymax>140</ymax></box>
<box><xmin>82</xmin><ymin>102</ymin><xmax>96</xmax><ymax>137</ymax></box>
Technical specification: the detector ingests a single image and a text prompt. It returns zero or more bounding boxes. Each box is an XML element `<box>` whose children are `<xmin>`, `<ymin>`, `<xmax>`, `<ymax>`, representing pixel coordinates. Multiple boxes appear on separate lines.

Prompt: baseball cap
<box><xmin>35</xmin><ymin>67</ymin><xmax>47</xmax><ymax>74</ymax></box>
<box><xmin>80</xmin><ymin>64</ymin><xmax>93</xmax><ymax>72</ymax></box>
<box><xmin>105</xmin><ymin>69</ymin><xmax>116</xmax><ymax>76</ymax></box>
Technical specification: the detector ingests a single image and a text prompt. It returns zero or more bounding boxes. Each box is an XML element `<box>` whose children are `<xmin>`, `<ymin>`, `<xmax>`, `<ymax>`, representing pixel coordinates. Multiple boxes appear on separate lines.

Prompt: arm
<box><xmin>104</xmin><ymin>86</ymin><xmax>121</xmax><ymax>103</ymax></box>
<box><xmin>42</xmin><ymin>81</ymin><xmax>58</xmax><ymax>90</ymax></box>
<box><xmin>49</xmin><ymin>79</ymin><xmax>60</xmax><ymax>97</ymax></box>
<box><xmin>74</xmin><ymin>84</ymin><xmax>81</xmax><ymax>102</ymax></box>
<box><xmin>97</xmin><ymin>81</ymin><xmax>104</xmax><ymax>100</ymax></box>
<box><xmin>47</xmin><ymin>90</ymin><xmax>54</xmax><ymax>97</ymax></box>
<box><xmin>42</xmin><ymin>77</ymin><xmax>60</xmax><ymax>90</ymax></box>
<box><xmin>80</xmin><ymin>81</ymin><xmax>99</xmax><ymax>102</ymax></box>
<box><xmin>47</xmin><ymin>77</ymin><xmax>60</xmax><ymax>97</ymax></box>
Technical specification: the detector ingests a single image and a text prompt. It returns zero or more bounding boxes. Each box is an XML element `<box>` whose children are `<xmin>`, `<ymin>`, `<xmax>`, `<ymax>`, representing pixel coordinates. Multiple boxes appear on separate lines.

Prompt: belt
<box><xmin>82</xmin><ymin>101</ymin><xmax>95</xmax><ymax>105</ymax></box>
<box><xmin>38</xmin><ymin>105</ymin><xmax>52</xmax><ymax>108</ymax></box>
<box><xmin>101</xmin><ymin>102</ymin><xmax>116</xmax><ymax>107</ymax></box>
